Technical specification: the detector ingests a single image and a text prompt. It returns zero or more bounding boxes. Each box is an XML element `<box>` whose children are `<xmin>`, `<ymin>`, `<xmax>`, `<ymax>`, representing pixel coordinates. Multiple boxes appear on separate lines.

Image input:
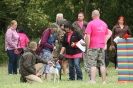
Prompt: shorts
<box><xmin>86</xmin><ymin>48</ymin><xmax>105</xmax><ymax>67</ymax></box>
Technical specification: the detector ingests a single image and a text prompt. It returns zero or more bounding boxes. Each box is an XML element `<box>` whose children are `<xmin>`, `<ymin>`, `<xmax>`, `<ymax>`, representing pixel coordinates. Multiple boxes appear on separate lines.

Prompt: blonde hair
<box><xmin>28</xmin><ymin>41</ymin><xmax>37</xmax><ymax>50</ymax></box>
<box><xmin>56</xmin><ymin>13</ymin><xmax>63</xmax><ymax>19</ymax></box>
<box><xmin>8</xmin><ymin>20</ymin><xmax>17</xmax><ymax>28</ymax></box>
<box><xmin>56</xmin><ymin>13</ymin><xmax>63</xmax><ymax>22</ymax></box>
<box><xmin>92</xmin><ymin>10</ymin><xmax>100</xmax><ymax>18</ymax></box>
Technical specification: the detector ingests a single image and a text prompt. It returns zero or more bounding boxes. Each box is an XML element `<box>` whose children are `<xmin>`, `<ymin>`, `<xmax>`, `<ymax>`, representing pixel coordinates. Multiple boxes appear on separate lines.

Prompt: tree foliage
<box><xmin>1</xmin><ymin>0</ymin><xmax>133</xmax><ymax>34</ymax></box>
<box><xmin>1</xmin><ymin>0</ymin><xmax>133</xmax><ymax>63</ymax></box>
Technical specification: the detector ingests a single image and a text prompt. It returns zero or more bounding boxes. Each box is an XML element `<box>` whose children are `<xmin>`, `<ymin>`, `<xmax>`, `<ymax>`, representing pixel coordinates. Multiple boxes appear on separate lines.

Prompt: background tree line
<box><xmin>0</xmin><ymin>0</ymin><xmax>133</xmax><ymax>64</ymax></box>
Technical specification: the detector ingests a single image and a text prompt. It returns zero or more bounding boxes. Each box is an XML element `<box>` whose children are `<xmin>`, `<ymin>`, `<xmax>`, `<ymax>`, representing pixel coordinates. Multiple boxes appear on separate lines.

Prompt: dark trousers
<box><xmin>7</xmin><ymin>50</ymin><xmax>18</xmax><ymax>74</ymax></box>
<box><xmin>68</xmin><ymin>58</ymin><xmax>83</xmax><ymax>80</ymax></box>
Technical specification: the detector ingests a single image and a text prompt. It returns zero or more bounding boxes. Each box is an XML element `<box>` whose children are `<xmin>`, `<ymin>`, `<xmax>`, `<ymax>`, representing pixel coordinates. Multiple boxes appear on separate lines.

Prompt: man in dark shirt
<box><xmin>19</xmin><ymin>41</ymin><xmax>48</xmax><ymax>83</ymax></box>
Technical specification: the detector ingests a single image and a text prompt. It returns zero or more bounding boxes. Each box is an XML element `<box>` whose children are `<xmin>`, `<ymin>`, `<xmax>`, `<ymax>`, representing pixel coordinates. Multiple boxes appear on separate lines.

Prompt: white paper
<box><xmin>76</xmin><ymin>39</ymin><xmax>86</xmax><ymax>52</ymax></box>
<box><xmin>113</xmin><ymin>36</ymin><xmax>120</xmax><ymax>44</ymax></box>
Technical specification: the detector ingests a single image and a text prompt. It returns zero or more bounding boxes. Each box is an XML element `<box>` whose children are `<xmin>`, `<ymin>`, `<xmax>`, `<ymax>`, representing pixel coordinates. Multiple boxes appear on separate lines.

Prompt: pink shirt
<box><xmin>85</xmin><ymin>18</ymin><xmax>108</xmax><ymax>48</ymax></box>
<box><xmin>67</xmin><ymin>32</ymin><xmax>73</xmax><ymax>44</ymax></box>
<box><xmin>5</xmin><ymin>27</ymin><xmax>19</xmax><ymax>50</ymax></box>
<box><xmin>64</xmin><ymin>53</ymin><xmax>82</xmax><ymax>59</ymax></box>
<box><xmin>77</xmin><ymin>21</ymin><xmax>83</xmax><ymax>29</ymax></box>
<box><xmin>18</xmin><ymin>33</ymin><xmax>29</xmax><ymax>48</ymax></box>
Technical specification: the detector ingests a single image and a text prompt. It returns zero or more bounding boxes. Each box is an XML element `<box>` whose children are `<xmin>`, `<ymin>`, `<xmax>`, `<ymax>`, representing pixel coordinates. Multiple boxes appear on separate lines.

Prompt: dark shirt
<box><xmin>19</xmin><ymin>49</ymin><xmax>47</xmax><ymax>76</ymax></box>
<box><xmin>72</xmin><ymin>21</ymin><xmax>87</xmax><ymax>36</ymax></box>
<box><xmin>62</xmin><ymin>31</ymin><xmax>83</xmax><ymax>55</ymax></box>
<box><xmin>111</xmin><ymin>24</ymin><xmax>132</xmax><ymax>45</ymax></box>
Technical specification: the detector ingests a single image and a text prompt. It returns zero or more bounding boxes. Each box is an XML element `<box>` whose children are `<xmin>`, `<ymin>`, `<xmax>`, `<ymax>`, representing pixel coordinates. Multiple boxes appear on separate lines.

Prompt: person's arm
<box><xmin>84</xmin><ymin>22</ymin><xmax>91</xmax><ymax>48</ymax></box>
<box><xmin>104</xmin><ymin>29</ymin><xmax>112</xmax><ymax>50</ymax></box>
<box><xmin>84</xmin><ymin>34</ymin><xmax>90</xmax><ymax>48</ymax></box>
<box><xmin>35</xmin><ymin>55</ymin><xmax>48</xmax><ymax>64</ymax></box>
<box><xmin>58</xmin><ymin>34</ymin><xmax>66</xmax><ymax>59</ymax></box>
<box><xmin>60</xmin><ymin>34</ymin><xmax>66</xmax><ymax>54</ymax></box>
<box><xmin>105</xmin><ymin>29</ymin><xmax>112</xmax><ymax>44</ymax></box>
<box><xmin>25</xmin><ymin>34</ymin><xmax>29</xmax><ymax>47</ymax></box>
<box><xmin>110</xmin><ymin>26</ymin><xmax>115</xmax><ymax>46</ymax></box>
<box><xmin>6</xmin><ymin>29</ymin><xmax>18</xmax><ymax>49</ymax></box>
<box><xmin>127</xmin><ymin>26</ymin><xmax>132</xmax><ymax>36</ymax></box>
<box><xmin>72</xmin><ymin>22</ymin><xmax>79</xmax><ymax>31</ymax></box>
<box><xmin>23</xmin><ymin>54</ymin><xmax>36</xmax><ymax>75</ymax></box>
<box><xmin>60</xmin><ymin>47</ymin><xmax>65</xmax><ymax>55</ymax></box>
<box><xmin>71</xmin><ymin>32</ymin><xmax>83</xmax><ymax>48</ymax></box>
<box><xmin>40</xmin><ymin>29</ymin><xmax>53</xmax><ymax>49</ymax></box>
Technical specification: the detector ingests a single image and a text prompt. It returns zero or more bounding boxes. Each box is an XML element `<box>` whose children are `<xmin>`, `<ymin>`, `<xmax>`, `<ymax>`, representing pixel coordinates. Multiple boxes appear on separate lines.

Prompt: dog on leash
<box><xmin>48</xmin><ymin>61</ymin><xmax>60</xmax><ymax>83</ymax></box>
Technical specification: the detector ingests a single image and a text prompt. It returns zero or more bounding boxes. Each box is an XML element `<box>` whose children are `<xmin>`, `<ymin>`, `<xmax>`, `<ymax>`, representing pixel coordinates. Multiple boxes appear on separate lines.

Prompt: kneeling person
<box><xmin>19</xmin><ymin>41</ymin><xmax>48</xmax><ymax>83</ymax></box>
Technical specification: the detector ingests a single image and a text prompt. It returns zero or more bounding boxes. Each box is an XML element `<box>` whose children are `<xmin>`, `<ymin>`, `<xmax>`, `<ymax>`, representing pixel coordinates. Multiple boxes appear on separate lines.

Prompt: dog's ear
<box><xmin>53</xmin><ymin>65</ymin><xmax>56</xmax><ymax>68</ymax></box>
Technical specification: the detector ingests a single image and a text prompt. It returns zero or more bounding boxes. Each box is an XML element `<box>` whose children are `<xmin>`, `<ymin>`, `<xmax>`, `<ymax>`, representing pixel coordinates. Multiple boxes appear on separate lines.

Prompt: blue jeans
<box><xmin>7</xmin><ymin>50</ymin><xmax>18</xmax><ymax>74</ymax></box>
<box><xmin>68</xmin><ymin>58</ymin><xmax>83</xmax><ymax>80</ymax></box>
<box><xmin>40</xmin><ymin>49</ymin><xmax>52</xmax><ymax>73</ymax></box>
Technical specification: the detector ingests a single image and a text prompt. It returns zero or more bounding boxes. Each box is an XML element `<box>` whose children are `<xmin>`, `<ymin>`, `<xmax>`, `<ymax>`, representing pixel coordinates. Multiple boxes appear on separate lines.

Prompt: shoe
<box><xmin>102</xmin><ymin>81</ymin><xmax>106</xmax><ymax>84</ymax></box>
<box><xmin>20</xmin><ymin>76</ymin><xmax>27</xmax><ymax>83</ymax></box>
<box><xmin>88</xmin><ymin>80</ymin><xmax>96</xmax><ymax>84</ymax></box>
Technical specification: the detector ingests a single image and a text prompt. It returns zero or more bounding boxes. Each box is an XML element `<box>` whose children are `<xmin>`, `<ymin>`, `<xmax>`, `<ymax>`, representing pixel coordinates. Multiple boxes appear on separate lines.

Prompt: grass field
<box><xmin>0</xmin><ymin>65</ymin><xmax>133</xmax><ymax>88</ymax></box>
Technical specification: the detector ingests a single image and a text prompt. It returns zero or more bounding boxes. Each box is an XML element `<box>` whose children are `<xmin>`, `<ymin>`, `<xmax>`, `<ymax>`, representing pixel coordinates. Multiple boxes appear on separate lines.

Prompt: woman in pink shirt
<box><xmin>17</xmin><ymin>28</ymin><xmax>29</xmax><ymax>53</ymax></box>
<box><xmin>5</xmin><ymin>20</ymin><xmax>19</xmax><ymax>74</ymax></box>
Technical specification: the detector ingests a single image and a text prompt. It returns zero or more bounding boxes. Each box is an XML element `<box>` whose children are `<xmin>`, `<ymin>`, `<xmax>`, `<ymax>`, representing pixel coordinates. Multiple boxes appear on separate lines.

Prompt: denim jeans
<box><xmin>68</xmin><ymin>58</ymin><xmax>83</xmax><ymax>80</ymax></box>
<box><xmin>7</xmin><ymin>50</ymin><xmax>18</xmax><ymax>74</ymax></box>
<box><xmin>40</xmin><ymin>49</ymin><xmax>52</xmax><ymax>73</ymax></box>
<box><xmin>40</xmin><ymin>49</ymin><xmax>52</xmax><ymax>61</ymax></box>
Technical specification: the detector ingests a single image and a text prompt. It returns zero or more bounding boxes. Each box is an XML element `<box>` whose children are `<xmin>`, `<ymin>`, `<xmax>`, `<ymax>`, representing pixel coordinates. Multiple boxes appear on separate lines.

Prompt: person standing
<box><xmin>17</xmin><ymin>27</ymin><xmax>29</xmax><ymax>50</ymax></box>
<box><xmin>17</xmin><ymin>27</ymin><xmax>29</xmax><ymax>55</ymax></box>
<box><xmin>5</xmin><ymin>20</ymin><xmax>19</xmax><ymax>74</ymax></box>
<box><xmin>60</xmin><ymin>21</ymin><xmax>83</xmax><ymax>80</ymax></box>
<box><xmin>54</xmin><ymin>13</ymin><xmax>69</xmax><ymax>76</ymax></box>
<box><xmin>72</xmin><ymin>12</ymin><xmax>88</xmax><ymax>73</ymax></box>
<box><xmin>37</xmin><ymin>23</ymin><xmax>58</xmax><ymax>79</ymax></box>
<box><xmin>110</xmin><ymin>16</ymin><xmax>132</xmax><ymax>68</ymax></box>
<box><xmin>72</xmin><ymin>12</ymin><xmax>87</xmax><ymax>36</ymax></box>
<box><xmin>85</xmin><ymin>10</ymin><xmax>110</xmax><ymax>84</ymax></box>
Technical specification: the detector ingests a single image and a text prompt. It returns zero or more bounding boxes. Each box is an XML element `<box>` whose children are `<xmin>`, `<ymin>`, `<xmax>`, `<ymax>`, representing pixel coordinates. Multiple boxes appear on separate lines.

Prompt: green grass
<box><xmin>0</xmin><ymin>65</ymin><xmax>133</xmax><ymax>88</ymax></box>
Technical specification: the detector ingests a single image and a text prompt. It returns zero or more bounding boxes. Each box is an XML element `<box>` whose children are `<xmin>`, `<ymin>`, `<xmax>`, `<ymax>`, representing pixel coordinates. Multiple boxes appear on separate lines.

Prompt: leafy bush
<box><xmin>0</xmin><ymin>32</ymin><xmax>8</xmax><ymax>64</ymax></box>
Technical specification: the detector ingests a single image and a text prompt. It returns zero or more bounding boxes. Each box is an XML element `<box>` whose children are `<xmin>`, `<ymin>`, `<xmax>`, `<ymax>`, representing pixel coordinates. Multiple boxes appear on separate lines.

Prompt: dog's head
<box><xmin>49</xmin><ymin>61</ymin><xmax>56</xmax><ymax>67</ymax></box>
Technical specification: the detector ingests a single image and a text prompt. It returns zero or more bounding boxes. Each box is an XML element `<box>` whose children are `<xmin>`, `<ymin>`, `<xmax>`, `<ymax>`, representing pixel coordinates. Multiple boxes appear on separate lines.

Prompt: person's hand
<box><xmin>14</xmin><ymin>49</ymin><xmax>19</xmax><ymax>54</ymax></box>
<box><xmin>58</xmin><ymin>54</ymin><xmax>64</xmax><ymax>60</ymax></box>
<box><xmin>104</xmin><ymin>44</ymin><xmax>107</xmax><ymax>50</ymax></box>
<box><xmin>123</xmin><ymin>33</ymin><xmax>130</xmax><ymax>39</ymax></box>
<box><xmin>80</xmin><ymin>42</ymin><xmax>86</xmax><ymax>46</ymax></box>
<box><xmin>71</xmin><ymin>42</ymin><xmax>76</xmax><ymax>47</ymax></box>
<box><xmin>36</xmin><ymin>73</ymin><xmax>41</xmax><ymax>77</ymax></box>
<box><xmin>53</xmin><ymin>46</ymin><xmax>56</xmax><ymax>50</ymax></box>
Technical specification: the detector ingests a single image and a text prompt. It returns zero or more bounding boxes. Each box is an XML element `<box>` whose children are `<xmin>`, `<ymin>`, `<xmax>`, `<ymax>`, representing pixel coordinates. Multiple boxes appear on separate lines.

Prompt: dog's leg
<box><xmin>47</xmin><ymin>73</ymin><xmax>51</xmax><ymax>81</ymax></box>
<box><xmin>59</xmin><ymin>67</ymin><xmax>62</xmax><ymax>80</ymax></box>
<box><xmin>57</xmin><ymin>74</ymin><xmax>59</xmax><ymax>83</ymax></box>
<box><xmin>53</xmin><ymin>74</ymin><xmax>56</xmax><ymax>83</ymax></box>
